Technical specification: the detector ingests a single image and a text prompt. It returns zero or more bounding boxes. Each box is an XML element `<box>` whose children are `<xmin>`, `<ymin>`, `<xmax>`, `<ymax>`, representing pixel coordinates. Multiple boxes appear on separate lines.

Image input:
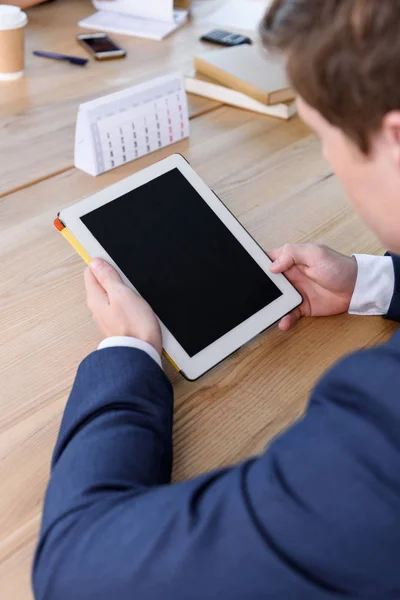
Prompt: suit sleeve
<box><xmin>385</xmin><ymin>253</ymin><xmax>400</xmax><ymax>321</ymax></box>
<box><xmin>33</xmin><ymin>343</ymin><xmax>400</xmax><ymax>600</ymax></box>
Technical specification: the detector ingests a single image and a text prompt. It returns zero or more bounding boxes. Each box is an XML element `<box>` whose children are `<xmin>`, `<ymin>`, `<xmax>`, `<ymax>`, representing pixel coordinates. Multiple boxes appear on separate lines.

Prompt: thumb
<box><xmin>84</xmin><ymin>267</ymin><xmax>108</xmax><ymax>310</ymax></box>
<box><xmin>90</xmin><ymin>258</ymin><xmax>123</xmax><ymax>292</ymax></box>
<box><xmin>270</xmin><ymin>244</ymin><xmax>312</xmax><ymax>274</ymax></box>
<box><xmin>278</xmin><ymin>307</ymin><xmax>303</xmax><ymax>331</ymax></box>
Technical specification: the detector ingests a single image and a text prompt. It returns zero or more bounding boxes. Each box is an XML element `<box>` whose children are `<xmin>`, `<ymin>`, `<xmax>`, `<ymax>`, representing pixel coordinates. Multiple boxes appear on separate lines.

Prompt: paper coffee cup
<box><xmin>0</xmin><ymin>5</ymin><xmax>28</xmax><ymax>81</ymax></box>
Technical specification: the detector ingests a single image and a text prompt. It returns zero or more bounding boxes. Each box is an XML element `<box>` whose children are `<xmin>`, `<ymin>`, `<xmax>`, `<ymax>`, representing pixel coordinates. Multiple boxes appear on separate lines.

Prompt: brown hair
<box><xmin>260</xmin><ymin>0</ymin><xmax>400</xmax><ymax>153</ymax></box>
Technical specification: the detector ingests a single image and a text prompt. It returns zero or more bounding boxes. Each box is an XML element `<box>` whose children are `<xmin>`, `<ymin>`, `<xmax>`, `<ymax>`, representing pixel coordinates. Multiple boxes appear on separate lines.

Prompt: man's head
<box><xmin>261</xmin><ymin>0</ymin><xmax>400</xmax><ymax>253</ymax></box>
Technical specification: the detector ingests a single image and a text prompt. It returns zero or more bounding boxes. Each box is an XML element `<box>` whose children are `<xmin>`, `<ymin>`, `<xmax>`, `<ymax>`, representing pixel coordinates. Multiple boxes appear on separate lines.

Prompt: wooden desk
<box><xmin>0</xmin><ymin>0</ymin><xmax>221</xmax><ymax>197</ymax></box>
<box><xmin>0</xmin><ymin>2</ymin><xmax>396</xmax><ymax>599</ymax></box>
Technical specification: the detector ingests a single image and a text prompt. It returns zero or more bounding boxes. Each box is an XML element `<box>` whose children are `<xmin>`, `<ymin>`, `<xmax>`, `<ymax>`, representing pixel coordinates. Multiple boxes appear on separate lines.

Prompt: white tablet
<box><xmin>59</xmin><ymin>154</ymin><xmax>302</xmax><ymax>380</ymax></box>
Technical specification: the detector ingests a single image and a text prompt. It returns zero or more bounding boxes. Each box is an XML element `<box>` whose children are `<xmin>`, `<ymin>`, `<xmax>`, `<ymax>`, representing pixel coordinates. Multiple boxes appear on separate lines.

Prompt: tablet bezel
<box><xmin>60</xmin><ymin>154</ymin><xmax>302</xmax><ymax>380</ymax></box>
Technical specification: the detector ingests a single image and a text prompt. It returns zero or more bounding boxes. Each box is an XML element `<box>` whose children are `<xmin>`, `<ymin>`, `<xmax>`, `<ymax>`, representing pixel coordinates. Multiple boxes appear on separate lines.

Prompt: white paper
<box><xmin>74</xmin><ymin>73</ymin><xmax>190</xmax><ymax>176</ymax></box>
<box><xmin>207</xmin><ymin>0</ymin><xmax>271</xmax><ymax>32</ymax></box>
<box><xmin>92</xmin><ymin>0</ymin><xmax>174</xmax><ymax>23</ymax></box>
<box><xmin>79</xmin><ymin>10</ymin><xmax>186</xmax><ymax>40</ymax></box>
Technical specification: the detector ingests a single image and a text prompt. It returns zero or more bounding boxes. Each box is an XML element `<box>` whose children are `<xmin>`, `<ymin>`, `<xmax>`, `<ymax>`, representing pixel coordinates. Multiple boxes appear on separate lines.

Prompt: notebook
<box><xmin>185</xmin><ymin>71</ymin><xmax>296</xmax><ymax>120</ymax></box>
<box><xmin>194</xmin><ymin>45</ymin><xmax>294</xmax><ymax>106</ymax></box>
<box><xmin>79</xmin><ymin>0</ymin><xmax>190</xmax><ymax>41</ymax></box>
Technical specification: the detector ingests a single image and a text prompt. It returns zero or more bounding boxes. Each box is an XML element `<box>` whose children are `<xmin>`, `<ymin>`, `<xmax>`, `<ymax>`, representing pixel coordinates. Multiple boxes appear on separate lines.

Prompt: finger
<box><xmin>278</xmin><ymin>307</ymin><xmax>302</xmax><ymax>331</ymax></box>
<box><xmin>267</xmin><ymin>248</ymin><xmax>280</xmax><ymax>262</ymax></box>
<box><xmin>84</xmin><ymin>267</ymin><xmax>108</xmax><ymax>311</ymax></box>
<box><xmin>90</xmin><ymin>258</ymin><xmax>123</xmax><ymax>293</ymax></box>
<box><xmin>270</xmin><ymin>244</ymin><xmax>313</xmax><ymax>273</ymax></box>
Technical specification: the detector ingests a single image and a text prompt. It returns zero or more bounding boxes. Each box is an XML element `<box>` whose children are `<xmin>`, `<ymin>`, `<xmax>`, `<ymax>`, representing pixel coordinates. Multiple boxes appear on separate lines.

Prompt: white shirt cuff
<box><xmin>349</xmin><ymin>254</ymin><xmax>394</xmax><ymax>316</ymax></box>
<box><xmin>98</xmin><ymin>336</ymin><xmax>162</xmax><ymax>370</ymax></box>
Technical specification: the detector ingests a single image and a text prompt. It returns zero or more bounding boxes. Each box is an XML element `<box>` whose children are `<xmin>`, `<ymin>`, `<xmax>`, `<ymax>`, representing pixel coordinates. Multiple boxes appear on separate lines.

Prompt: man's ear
<box><xmin>381</xmin><ymin>111</ymin><xmax>400</xmax><ymax>166</ymax></box>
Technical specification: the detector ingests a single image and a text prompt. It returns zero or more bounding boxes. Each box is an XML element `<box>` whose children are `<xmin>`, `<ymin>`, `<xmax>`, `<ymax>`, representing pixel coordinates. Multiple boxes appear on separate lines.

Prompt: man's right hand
<box><xmin>84</xmin><ymin>258</ymin><xmax>163</xmax><ymax>356</ymax></box>
<box><xmin>269</xmin><ymin>244</ymin><xmax>358</xmax><ymax>331</ymax></box>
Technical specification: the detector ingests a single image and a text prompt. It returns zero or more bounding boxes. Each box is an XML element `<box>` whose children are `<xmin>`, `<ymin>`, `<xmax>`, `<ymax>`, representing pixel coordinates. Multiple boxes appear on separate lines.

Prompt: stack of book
<box><xmin>186</xmin><ymin>45</ymin><xmax>296</xmax><ymax>120</ymax></box>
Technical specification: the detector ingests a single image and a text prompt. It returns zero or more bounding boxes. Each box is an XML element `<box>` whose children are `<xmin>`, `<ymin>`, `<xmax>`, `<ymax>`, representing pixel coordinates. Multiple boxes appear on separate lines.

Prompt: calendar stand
<box><xmin>74</xmin><ymin>73</ymin><xmax>189</xmax><ymax>176</ymax></box>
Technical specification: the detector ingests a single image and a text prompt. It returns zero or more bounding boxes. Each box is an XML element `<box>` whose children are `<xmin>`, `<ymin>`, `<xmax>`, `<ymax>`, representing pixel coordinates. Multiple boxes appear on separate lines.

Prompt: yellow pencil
<box><xmin>54</xmin><ymin>217</ymin><xmax>91</xmax><ymax>265</ymax></box>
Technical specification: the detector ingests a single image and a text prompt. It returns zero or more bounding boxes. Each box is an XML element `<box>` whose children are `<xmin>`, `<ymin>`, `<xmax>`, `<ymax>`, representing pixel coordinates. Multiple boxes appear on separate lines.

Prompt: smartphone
<box><xmin>77</xmin><ymin>33</ymin><xmax>127</xmax><ymax>61</ymax></box>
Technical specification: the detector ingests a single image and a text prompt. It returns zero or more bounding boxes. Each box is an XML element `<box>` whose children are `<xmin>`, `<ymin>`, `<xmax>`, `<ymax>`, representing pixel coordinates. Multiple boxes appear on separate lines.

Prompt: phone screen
<box><xmin>80</xmin><ymin>35</ymin><xmax>123</xmax><ymax>54</ymax></box>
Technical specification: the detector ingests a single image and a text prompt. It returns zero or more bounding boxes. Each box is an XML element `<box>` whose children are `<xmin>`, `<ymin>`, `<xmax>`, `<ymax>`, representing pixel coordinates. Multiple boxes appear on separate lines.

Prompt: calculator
<box><xmin>200</xmin><ymin>29</ymin><xmax>252</xmax><ymax>47</ymax></box>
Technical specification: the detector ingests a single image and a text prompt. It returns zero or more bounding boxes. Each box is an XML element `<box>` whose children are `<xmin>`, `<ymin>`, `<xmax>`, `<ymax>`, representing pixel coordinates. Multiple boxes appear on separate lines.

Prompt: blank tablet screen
<box><xmin>81</xmin><ymin>168</ymin><xmax>282</xmax><ymax>356</ymax></box>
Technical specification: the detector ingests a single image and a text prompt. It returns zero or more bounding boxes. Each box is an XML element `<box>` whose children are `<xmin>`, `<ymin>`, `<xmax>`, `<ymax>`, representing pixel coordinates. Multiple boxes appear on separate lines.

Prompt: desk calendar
<box><xmin>74</xmin><ymin>73</ymin><xmax>189</xmax><ymax>176</ymax></box>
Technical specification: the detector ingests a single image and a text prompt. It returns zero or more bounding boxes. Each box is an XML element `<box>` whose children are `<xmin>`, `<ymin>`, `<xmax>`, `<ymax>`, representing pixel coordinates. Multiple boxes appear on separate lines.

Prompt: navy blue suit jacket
<box><xmin>33</xmin><ymin>256</ymin><xmax>400</xmax><ymax>600</ymax></box>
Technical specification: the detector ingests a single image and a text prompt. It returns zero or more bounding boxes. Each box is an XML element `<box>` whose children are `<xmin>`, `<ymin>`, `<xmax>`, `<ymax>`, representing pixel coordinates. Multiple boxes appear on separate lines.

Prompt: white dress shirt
<box><xmin>98</xmin><ymin>337</ymin><xmax>162</xmax><ymax>369</ymax></box>
<box><xmin>349</xmin><ymin>254</ymin><xmax>394</xmax><ymax>316</ymax></box>
<box><xmin>98</xmin><ymin>254</ymin><xmax>395</xmax><ymax>369</ymax></box>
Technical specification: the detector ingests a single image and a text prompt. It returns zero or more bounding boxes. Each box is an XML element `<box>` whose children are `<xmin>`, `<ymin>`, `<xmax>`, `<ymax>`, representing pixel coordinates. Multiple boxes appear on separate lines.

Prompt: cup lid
<box><xmin>0</xmin><ymin>5</ymin><xmax>28</xmax><ymax>30</ymax></box>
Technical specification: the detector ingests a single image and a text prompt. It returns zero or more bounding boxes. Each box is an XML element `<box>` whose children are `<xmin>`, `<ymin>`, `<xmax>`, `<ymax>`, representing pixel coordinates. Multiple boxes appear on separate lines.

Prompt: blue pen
<box><xmin>33</xmin><ymin>51</ymin><xmax>88</xmax><ymax>66</ymax></box>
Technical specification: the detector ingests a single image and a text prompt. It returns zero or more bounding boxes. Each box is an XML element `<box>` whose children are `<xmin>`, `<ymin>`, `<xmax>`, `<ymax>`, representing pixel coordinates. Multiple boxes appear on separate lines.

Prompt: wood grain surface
<box><xmin>0</xmin><ymin>0</ymin><xmax>223</xmax><ymax>197</ymax></box>
<box><xmin>0</xmin><ymin>2</ymin><xmax>396</xmax><ymax>599</ymax></box>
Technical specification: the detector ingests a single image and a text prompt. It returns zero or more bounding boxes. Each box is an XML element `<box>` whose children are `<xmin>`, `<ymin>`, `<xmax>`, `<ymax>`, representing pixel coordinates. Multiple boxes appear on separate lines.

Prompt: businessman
<box><xmin>33</xmin><ymin>1</ymin><xmax>400</xmax><ymax>598</ymax></box>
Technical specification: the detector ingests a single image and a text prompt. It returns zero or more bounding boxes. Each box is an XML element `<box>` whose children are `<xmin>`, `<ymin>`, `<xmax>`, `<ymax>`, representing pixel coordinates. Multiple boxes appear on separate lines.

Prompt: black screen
<box><xmin>81</xmin><ymin>35</ymin><xmax>122</xmax><ymax>53</ymax></box>
<box><xmin>81</xmin><ymin>169</ymin><xmax>282</xmax><ymax>356</ymax></box>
